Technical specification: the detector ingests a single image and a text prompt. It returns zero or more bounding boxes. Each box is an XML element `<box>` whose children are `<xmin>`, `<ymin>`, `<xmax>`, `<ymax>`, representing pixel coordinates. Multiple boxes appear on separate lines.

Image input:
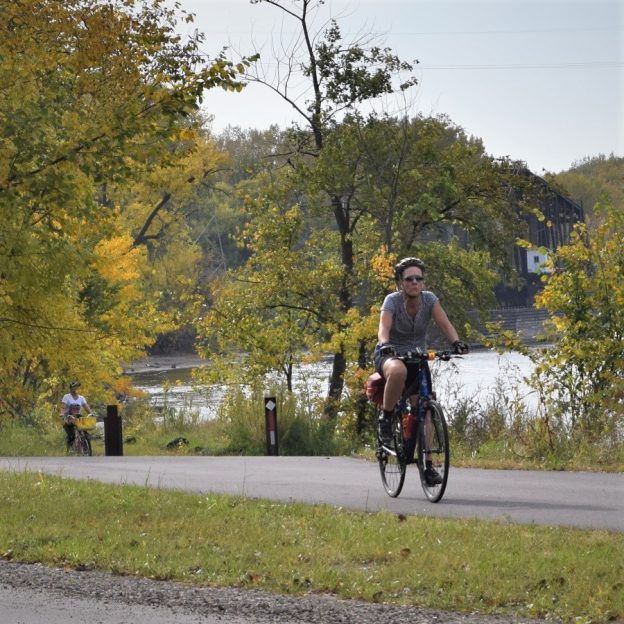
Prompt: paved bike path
<box><xmin>1</xmin><ymin>456</ymin><xmax>622</xmax><ymax>531</ymax></box>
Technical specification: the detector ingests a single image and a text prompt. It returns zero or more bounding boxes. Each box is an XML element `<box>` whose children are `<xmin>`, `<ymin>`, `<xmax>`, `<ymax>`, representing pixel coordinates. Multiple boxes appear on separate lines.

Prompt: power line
<box><xmin>199</xmin><ymin>52</ymin><xmax>623</xmax><ymax>71</ymax></box>
<box><xmin>198</xmin><ymin>26</ymin><xmax>622</xmax><ymax>37</ymax></box>
<box><xmin>418</xmin><ymin>61</ymin><xmax>623</xmax><ymax>70</ymax></box>
<box><xmin>383</xmin><ymin>27</ymin><xmax>623</xmax><ymax>36</ymax></box>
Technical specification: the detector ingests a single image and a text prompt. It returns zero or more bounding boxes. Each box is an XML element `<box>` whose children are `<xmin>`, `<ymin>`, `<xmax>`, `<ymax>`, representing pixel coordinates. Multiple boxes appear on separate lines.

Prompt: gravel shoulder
<box><xmin>0</xmin><ymin>560</ymin><xmax>545</xmax><ymax>624</ymax></box>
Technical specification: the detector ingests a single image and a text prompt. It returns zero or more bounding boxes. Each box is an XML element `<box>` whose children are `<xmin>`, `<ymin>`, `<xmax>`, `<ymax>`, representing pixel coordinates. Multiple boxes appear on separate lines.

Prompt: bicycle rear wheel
<box><xmin>416</xmin><ymin>400</ymin><xmax>449</xmax><ymax>502</ymax></box>
<box><xmin>73</xmin><ymin>431</ymin><xmax>92</xmax><ymax>457</ymax></box>
<box><xmin>377</xmin><ymin>409</ymin><xmax>407</xmax><ymax>497</ymax></box>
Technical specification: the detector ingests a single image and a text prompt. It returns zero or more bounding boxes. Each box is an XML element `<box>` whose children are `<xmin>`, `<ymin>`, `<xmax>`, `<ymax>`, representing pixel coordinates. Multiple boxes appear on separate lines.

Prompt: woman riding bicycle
<box><xmin>374</xmin><ymin>257</ymin><xmax>468</xmax><ymax>484</ymax></box>
<box><xmin>60</xmin><ymin>381</ymin><xmax>94</xmax><ymax>451</ymax></box>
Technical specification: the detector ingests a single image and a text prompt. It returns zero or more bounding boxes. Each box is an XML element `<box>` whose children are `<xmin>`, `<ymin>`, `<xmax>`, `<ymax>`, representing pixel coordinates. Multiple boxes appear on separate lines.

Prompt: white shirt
<box><xmin>61</xmin><ymin>393</ymin><xmax>88</xmax><ymax>417</ymax></box>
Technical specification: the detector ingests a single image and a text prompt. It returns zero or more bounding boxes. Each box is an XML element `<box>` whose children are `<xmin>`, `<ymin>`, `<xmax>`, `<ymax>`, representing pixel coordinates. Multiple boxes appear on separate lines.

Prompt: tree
<box><xmin>550</xmin><ymin>154</ymin><xmax>624</xmax><ymax>230</ymax></box>
<box><xmin>243</xmin><ymin>0</ymin><xmax>418</xmax><ymax>413</ymax></box>
<box><xmin>199</xmin><ymin>1</ymin><xmax>537</xmax><ymax>425</ymax></box>
<box><xmin>0</xmin><ymin>0</ymin><xmax>248</xmax><ymax>420</ymax></box>
<box><xmin>238</xmin><ymin>2</ymin><xmax>538</xmax><ymax>414</ymax></box>
<box><xmin>529</xmin><ymin>199</ymin><xmax>624</xmax><ymax>448</ymax></box>
<box><xmin>197</xmin><ymin>183</ymin><xmax>342</xmax><ymax>393</ymax></box>
<box><xmin>199</xmin><ymin>113</ymin><xmax>522</xmax><ymax>432</ymax></box>
<box><xmin>248</xmin><ymin>0</ymin><xmax>417</xmax><ymax>147</ymax></box>
<box><xmin>111</xmin><ymin>125</ymin><xmax>233</xmax><ymax>351</ymax></box>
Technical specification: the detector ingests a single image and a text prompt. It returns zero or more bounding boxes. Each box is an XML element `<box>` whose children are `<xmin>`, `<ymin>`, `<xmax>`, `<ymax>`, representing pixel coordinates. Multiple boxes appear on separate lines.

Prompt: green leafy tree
<box><xmin>197</xmin><ymin>174</ymin><xmax>342</xmax><ymax>393</ymax></box>
<box><xmin>194</xmin><ymin>1</ymin><xmax>542</xmax><ymax>437</ymax></box>
<box><xmin>550</xmin><ymin>154</ymin><xmax>624</xmax><ymax>230</ymax></box>
<box><xmin>529</xmin><ymin>199</ymin><xmax>624</xmax><ymax>452</ymax></box>
<box><xmin>200</xmin><ymin>113</ymin><xmax>518</xmax><ymax>433</ymax></box>
<box><xmin>236</xmin><ymin>3</ymin><xmax>536</xmax><ymax>418</ymax></box>
<box><xmin>242</xmin><ymin>0</ymin><xmax>418</xmax><ymax>413</ymax></box>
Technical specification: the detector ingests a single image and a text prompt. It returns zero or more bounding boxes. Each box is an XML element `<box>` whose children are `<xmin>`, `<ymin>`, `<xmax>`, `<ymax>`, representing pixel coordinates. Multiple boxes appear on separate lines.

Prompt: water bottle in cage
<box><xmin>402</xmin><ymin>409</ymin><xmax>414</xmax><ymax>441</ymax></box>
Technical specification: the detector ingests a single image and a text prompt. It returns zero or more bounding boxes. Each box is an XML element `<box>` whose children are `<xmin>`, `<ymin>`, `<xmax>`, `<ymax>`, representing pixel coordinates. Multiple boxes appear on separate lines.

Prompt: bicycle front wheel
<box><xmin>416</xmin><ymin>400</ymin><xmax>449</xmax><ymax>502</ymax></box>
<box><xmin>377</xmin><ymin>410</ymin><xmax>407</xmax><ymax>498</ymax></box>
<box><xmin>73</xmin><ymin>431</ymin><xmax>92</xmax><ymax>457</ymax></box>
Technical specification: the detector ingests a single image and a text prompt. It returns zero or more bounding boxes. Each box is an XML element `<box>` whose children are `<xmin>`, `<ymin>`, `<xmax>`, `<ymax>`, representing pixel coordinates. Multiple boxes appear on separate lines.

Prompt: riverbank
<box><xmin>123</xmin><ymin>304</ymin><xmax>550</xmax><ymax>376</ymax></box>
<box><xmin>123</xmin><ymin>353</ymin><xmax>205</xmax><ymax>375</ymax></box>
<box><xmin>126</xmin><ymin>348</ymin><xmax>537</xmax><ymax>424</ymax></box>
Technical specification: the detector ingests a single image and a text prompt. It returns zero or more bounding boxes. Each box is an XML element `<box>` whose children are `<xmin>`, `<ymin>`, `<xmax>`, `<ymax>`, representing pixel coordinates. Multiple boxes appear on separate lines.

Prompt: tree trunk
<box><xmin>324</xmin><ymin>194</ymin><xmax>354</xmax><ymax>417</ymax></box>
<box><xmin>324</xmin><ymin>346</ymin><xmax>346</xmax><ymax>417</ymax></box>
<box><xmin>355</xmin><ymin>339</ymin><xmax>370</xmax><ymax>435</ymax></box>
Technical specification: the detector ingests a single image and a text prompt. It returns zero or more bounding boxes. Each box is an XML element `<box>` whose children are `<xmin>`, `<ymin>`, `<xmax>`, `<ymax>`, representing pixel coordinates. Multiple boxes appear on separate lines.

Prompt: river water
<box><xmin>128</xmin><ymin>349</ymin><xmax>537</xmax><ymax>421</ymax></box>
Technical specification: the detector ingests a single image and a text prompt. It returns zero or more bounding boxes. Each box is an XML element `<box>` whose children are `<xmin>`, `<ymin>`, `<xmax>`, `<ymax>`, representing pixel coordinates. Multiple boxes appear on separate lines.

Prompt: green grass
<box><xmin>3</xmin><ymin>420</ymin><xmax>623</xmax><ymax>472</ymax></box>
<box><xmin>449</xmin><ymin>439</ymin><xmax>624</xmax><ymax>473</ymax></box>
<box><xmin>0</xmin><ymin>470</ymin><xmax>622</xmax><ymax>623</ymax></box>
<box><xmin>0</xmin><ymin>420</ymin><xmax>234</xmax><ymax>458</ymax></box>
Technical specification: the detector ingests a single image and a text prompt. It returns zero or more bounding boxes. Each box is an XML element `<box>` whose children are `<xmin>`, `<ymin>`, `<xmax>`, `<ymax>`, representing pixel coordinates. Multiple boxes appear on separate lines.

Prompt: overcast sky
<box><xmin>172</xmin><ymin>0</ymin><xmax>622</xmax><ymax>174</ymax></box>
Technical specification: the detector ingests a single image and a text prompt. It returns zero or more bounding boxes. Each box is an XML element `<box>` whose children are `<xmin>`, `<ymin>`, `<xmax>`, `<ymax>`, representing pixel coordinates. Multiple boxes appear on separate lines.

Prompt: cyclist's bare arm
<box><xmin>378</xmin><ymin>310</ymin><xmax>393</xmax><ymax>344</ymax></box>
<box><xmin>431</xmin><ymin>301</ymin><xmax>459</xmax><ymax>344</ymax></box>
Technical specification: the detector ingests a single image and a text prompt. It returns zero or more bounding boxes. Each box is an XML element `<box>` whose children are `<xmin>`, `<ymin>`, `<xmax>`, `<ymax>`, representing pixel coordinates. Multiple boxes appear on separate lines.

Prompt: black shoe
<box><xmin>424</xmin><ymin>466</ymin><xmax>442</xmax><ymax>486</ymax></box>
<box><xmin>378</xmin><ymin>416</ymin><xmax>393</xmax><ymax>444</ymax></box>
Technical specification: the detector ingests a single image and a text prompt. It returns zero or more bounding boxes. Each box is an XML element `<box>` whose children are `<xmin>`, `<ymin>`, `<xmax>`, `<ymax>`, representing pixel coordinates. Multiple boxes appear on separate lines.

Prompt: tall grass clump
<box><xmin>441</xmin><ymin>354</ymin><xmax>624</xmax><ymax>471</ymax></box>
<box><xmin>0</xmin><ymin>419</ymin><xmax>66</xmax><ymax>457</ymax></box>
<box><xmin>158</xmin><ymin>380</ymin><xmax>203</xmax><ymax>431</ymax></box>
<box><xmin>523</xmin><ymin>354</ymin><xmax>624</xmax><ymax>470</ymax></box>
<box><xmin>217</xmin><ymin>382</ymin><xmax>352</xmax><ymax>456</ymax></box>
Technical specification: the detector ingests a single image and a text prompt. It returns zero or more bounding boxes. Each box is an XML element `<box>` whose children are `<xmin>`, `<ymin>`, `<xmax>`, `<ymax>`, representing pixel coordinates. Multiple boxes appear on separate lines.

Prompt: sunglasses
<box><xmin>403</xmin><ymin>275</ymin><xmax>425</xmax><ymax>283</ymax></box>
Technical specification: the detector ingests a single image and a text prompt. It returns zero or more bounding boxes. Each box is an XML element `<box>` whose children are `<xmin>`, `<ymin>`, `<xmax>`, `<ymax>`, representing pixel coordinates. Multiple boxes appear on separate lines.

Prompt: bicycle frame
<box><xmin>397</xmin><ymin>359</ymin><xmax>433</xmax><ymax>463</ymax></box>
<box><xmin>70</xmin><ymin>416</ymin><xmax>94</xmax><ymax>456</ymax></box>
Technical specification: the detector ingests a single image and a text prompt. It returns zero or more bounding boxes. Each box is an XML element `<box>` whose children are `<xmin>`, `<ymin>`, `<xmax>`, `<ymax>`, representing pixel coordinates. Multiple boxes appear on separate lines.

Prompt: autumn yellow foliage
<box><xmin>0</xmin><ymin>0</ymin><xmax>246</xmax><ymax>422</ymax></box>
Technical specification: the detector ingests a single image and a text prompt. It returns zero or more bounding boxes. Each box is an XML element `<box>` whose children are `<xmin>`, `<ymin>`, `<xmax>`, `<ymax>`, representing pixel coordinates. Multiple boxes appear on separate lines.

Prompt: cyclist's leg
<box><xmin>378</xmin><ymin>359</ymin><xmax>407</xmax><ymax>442</ymax></box>
<box><xmin>63</xmin><ymin>423</ymin><xmax>75</xmax><ymax>451</ymax></box>
<box><xmin>380</xmin><ymin>358</ymin><xmax>407</xmax><ymax>411</ymax></box>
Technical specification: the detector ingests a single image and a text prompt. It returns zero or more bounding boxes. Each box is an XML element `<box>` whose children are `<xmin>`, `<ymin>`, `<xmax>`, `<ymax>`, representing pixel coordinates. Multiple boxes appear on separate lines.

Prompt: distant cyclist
<box><xmin>60</xmin><ymin>381</ymin><xmax>94</xmax><ymax>450</ymax></box>
<box><xmin>374</xmin><ymin>257</ymin><xmax>469</xmax><ymax>483</ymax></box>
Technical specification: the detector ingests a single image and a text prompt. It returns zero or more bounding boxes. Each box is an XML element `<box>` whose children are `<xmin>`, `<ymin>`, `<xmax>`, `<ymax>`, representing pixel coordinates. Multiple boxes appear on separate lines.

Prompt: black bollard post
<box><xmin>264</xmin><ymin>397</ymin><xmax>278</xmax><ymax>456</ymax></box>
<box><xmin>104</xmin><ymin>404</ymin><xmax>123</xmax><ymax>456</ymax></box>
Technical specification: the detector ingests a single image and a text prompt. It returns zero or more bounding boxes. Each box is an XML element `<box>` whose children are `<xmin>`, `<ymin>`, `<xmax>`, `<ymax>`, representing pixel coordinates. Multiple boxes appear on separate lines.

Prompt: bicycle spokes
<box><xmin>377</xmin><ymin>411</ymin><xmax>407</xmax><ymax>497</ymax></box>
<box><xmin>416</xmin><ymin>402</ymin><xmax>449</xmax><ymax>502</ymax></box>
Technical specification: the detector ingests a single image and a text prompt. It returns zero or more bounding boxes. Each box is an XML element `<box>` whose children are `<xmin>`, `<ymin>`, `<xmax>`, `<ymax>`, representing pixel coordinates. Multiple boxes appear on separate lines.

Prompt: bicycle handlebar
<box><xmin>381</xmin><ymin>347</ymin><xmax>461</xmax><ymax>362</ymax></box>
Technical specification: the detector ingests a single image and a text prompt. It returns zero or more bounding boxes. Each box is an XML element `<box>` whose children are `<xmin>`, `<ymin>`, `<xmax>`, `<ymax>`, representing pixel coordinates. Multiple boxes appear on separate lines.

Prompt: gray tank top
<box><xmin>381</xmin><ymin>290</ymin><xmax>438</xmax><ymax>351</ymax></box>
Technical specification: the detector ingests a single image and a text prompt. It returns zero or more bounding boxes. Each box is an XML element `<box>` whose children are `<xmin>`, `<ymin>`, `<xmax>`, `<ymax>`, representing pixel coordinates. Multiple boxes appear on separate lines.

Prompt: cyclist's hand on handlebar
<box><xmin>378</xmin><ymin>343</ymin><xmax>396</xmax><ymax>357</ymax></box>
<box><xmin>452</xmin><ymin>340</ymin><xmax>469</xmax><ymax>355</ymax></box>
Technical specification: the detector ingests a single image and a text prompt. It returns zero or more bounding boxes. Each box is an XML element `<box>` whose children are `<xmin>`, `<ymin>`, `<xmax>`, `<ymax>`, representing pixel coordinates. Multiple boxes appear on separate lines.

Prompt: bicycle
<box><xmin>369</xmin><ymin>349</ymin><xmax>457</xmax><ymax>502</ymax></box>
<box><xmin>69</xmin><ymin>415</ymin><xmax>96</xmax><ymax>456</ymax></box>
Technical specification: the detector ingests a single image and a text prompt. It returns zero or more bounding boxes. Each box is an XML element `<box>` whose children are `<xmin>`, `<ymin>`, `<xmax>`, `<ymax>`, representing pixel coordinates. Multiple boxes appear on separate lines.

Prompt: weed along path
<box><xmin>1</xmin><ymin>456</ymin><xmax>622</xmax><ymax>531</ymax></box>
